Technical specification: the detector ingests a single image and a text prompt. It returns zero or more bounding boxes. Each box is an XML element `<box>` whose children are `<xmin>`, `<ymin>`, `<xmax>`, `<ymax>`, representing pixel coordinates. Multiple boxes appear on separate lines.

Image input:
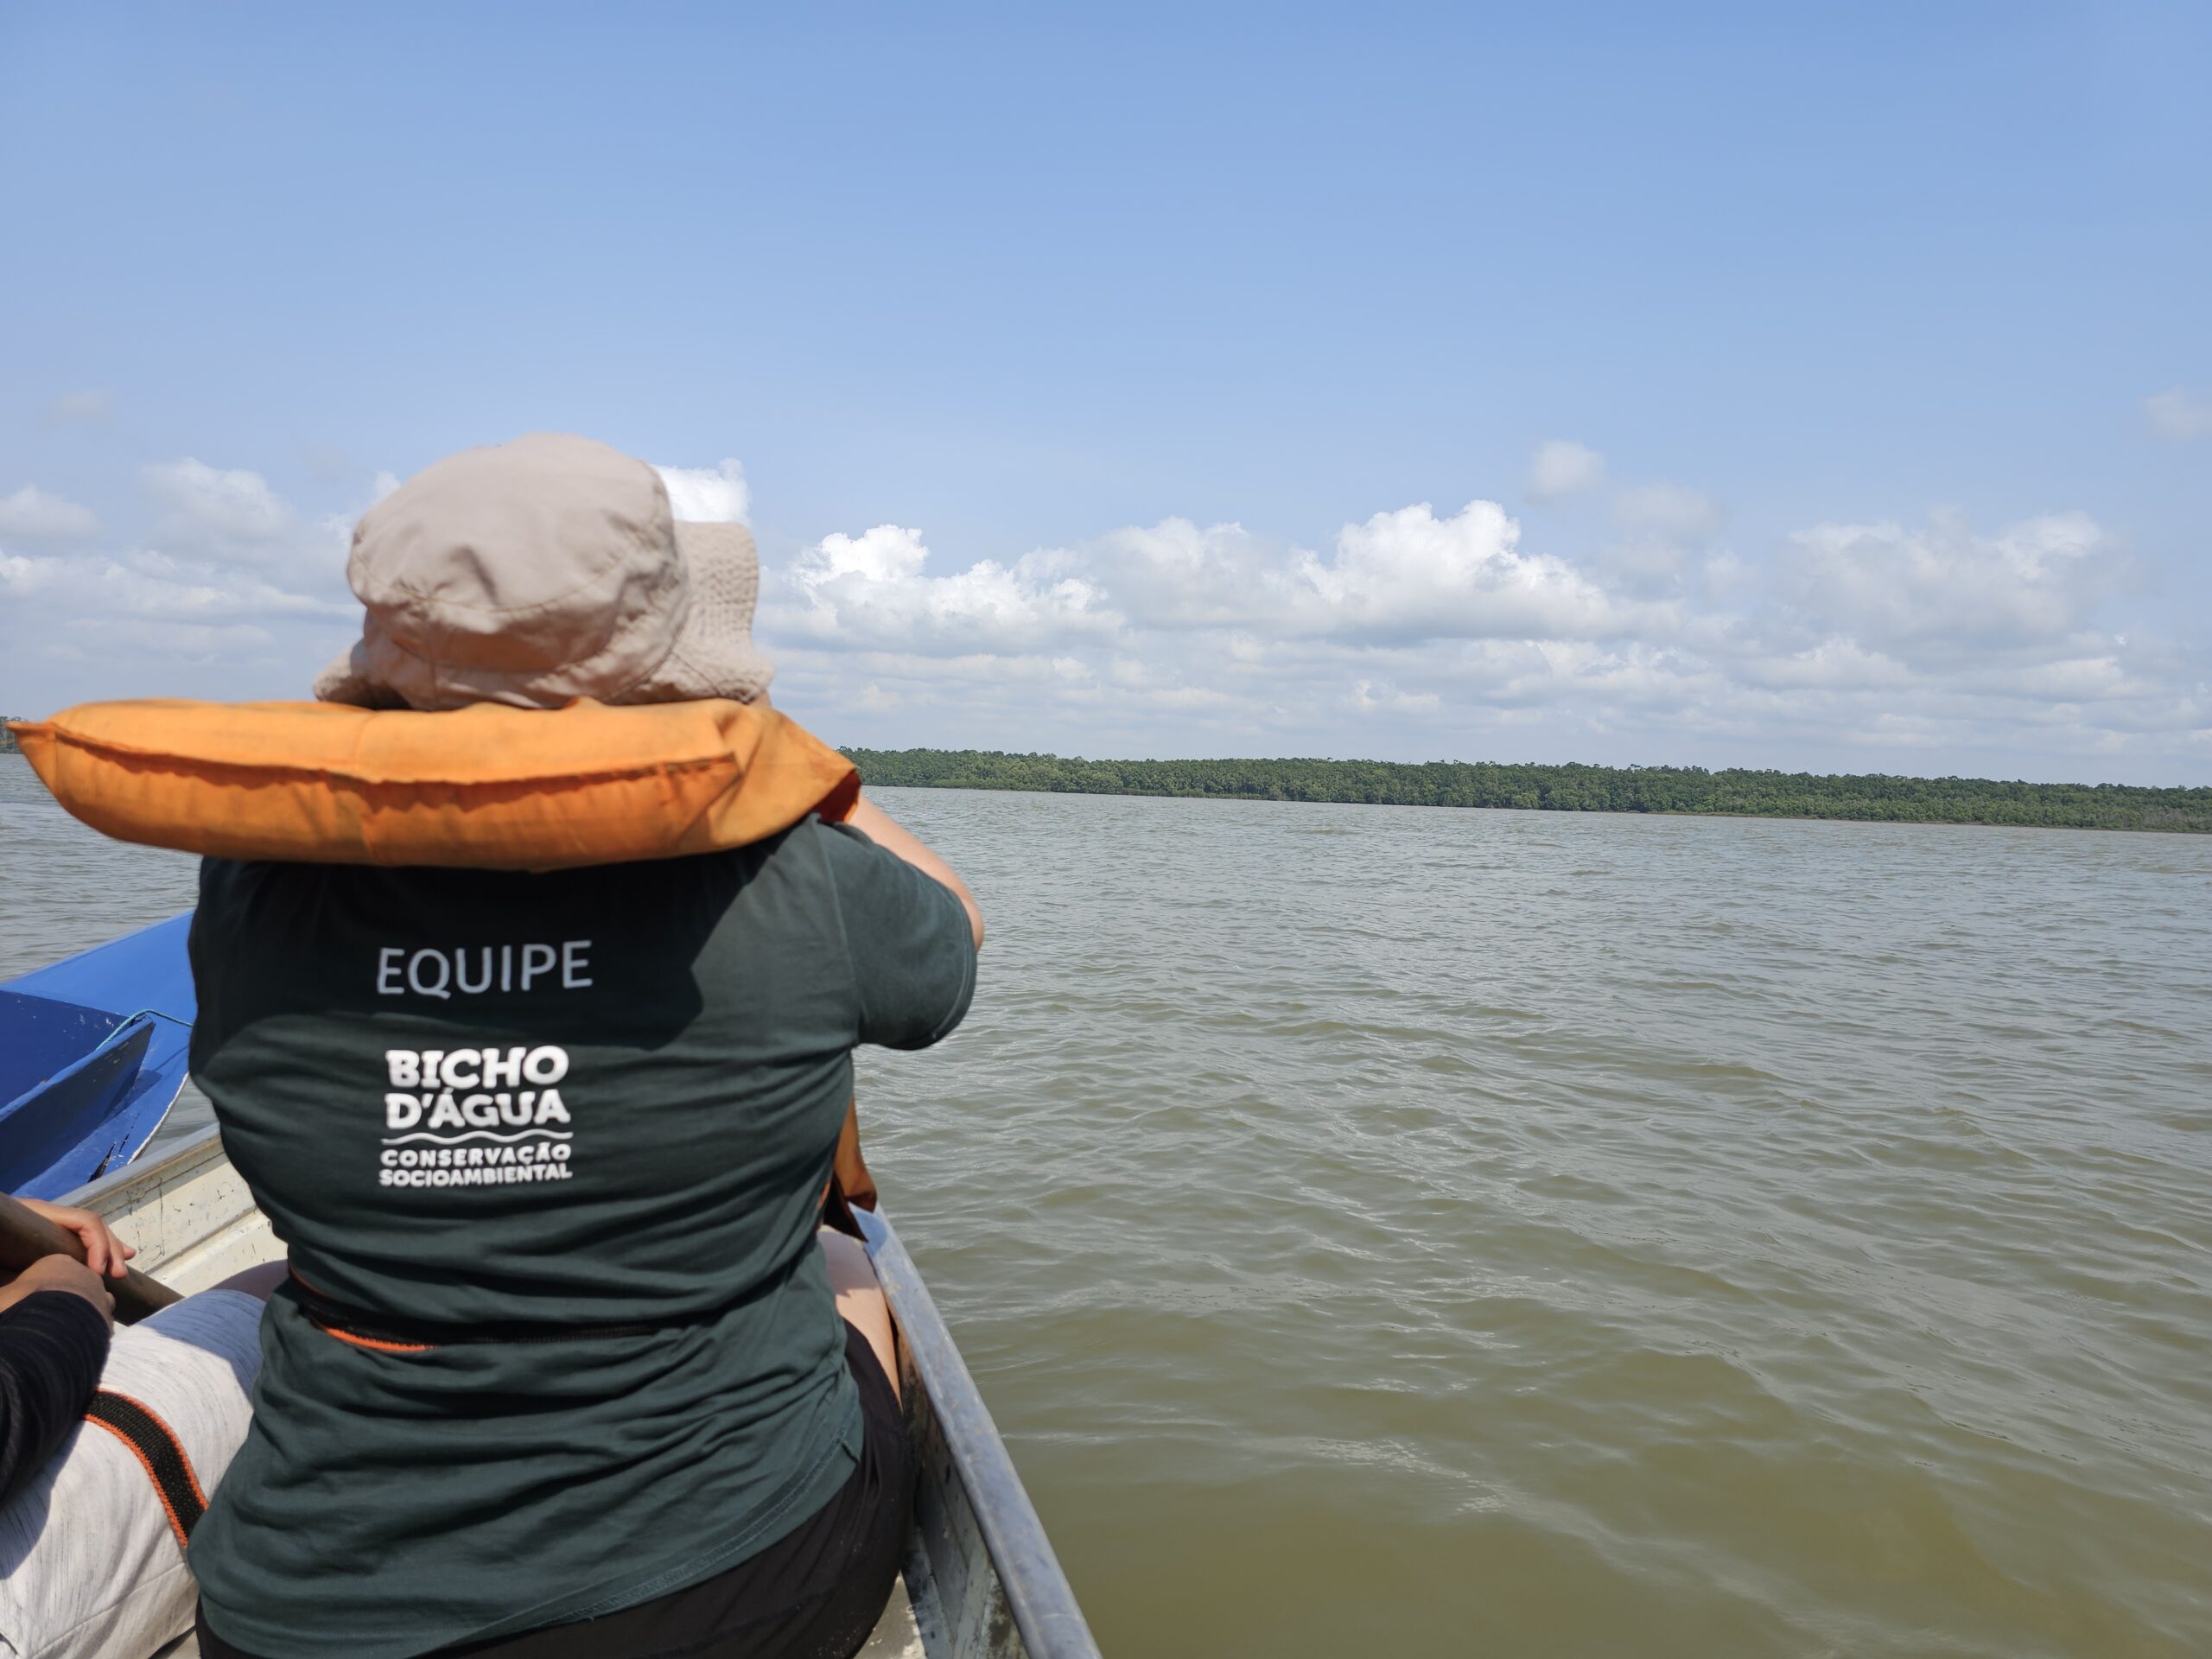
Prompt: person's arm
<box><xmin>833</xmin><ymin>1099</ymin><xmax>879</xmax><ymax>1213</ymax></box>
<box><xmin>0</xmin><ymin>1258</ymin><xmax>115</xmax><ymax>1506</ymax></box>
<box><xmin>822</xmin><ymin>811</ymin><xmax>981</xmax><ymax>1053</ymax></box>
<box><xmin>846</xmin><ymin>795</ymin><xmax>984</xmax><ymax>950</ymax></box>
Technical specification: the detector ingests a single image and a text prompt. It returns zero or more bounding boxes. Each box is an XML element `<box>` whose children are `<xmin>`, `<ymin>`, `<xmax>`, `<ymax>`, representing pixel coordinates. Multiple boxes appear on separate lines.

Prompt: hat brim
<box><xmin>313</xmin><ymin>639</ymin><xmax>413</xmax><ymax>709</ymax></box>
<box><xmin>609</xmin><ymin>521</ymin><xmax>776</xmax><ymax>706</ymax></box>
<box><xmin>314</xmin><ymin>520</ymin><xmax>775</xmax><ymax>709</ymax></box>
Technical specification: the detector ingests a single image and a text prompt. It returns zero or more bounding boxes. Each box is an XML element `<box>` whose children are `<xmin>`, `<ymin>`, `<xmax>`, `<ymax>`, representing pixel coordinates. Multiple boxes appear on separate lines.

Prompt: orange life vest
<box><xmin>8</xmin><ymin>697</ymin><xmax>859</xmax><ymax>870</ymax></box>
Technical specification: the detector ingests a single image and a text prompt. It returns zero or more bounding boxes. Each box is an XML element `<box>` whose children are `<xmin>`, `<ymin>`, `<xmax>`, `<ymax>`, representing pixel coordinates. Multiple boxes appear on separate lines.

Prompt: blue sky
<box><xmin>3</xmin><ymin>3</ymin><xmax>2206</xmax><ymax>782</ymax></box>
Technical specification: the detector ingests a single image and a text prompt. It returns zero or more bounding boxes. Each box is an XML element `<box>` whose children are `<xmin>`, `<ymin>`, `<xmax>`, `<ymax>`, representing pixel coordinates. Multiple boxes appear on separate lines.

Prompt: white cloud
<box><xmin>1526</xmin><ymin>439</ymin><xmax>1605</xmax><ymax>503</ymax></box>
<box><xmin>2145</xmin><ymin>389</ymin><xmax>2212</xmax><ymax>441</ymax></box>
<box><xmin>144</xmin><ymin>459</ymin><xmax>296</xmax><ymax>550</ymax></box>
<box><xmin>0</xmin><ymin>551</ymin><xmax>65</xmax><ymax>597</ymax></box>
<box><xmin>8</xmin><ymin>443</ymin><xmax>2204</xmax><ymax>779</ymax></box>
<box><xmin>4</xmin><ymin>547</ymin><xmax>353</xmax><ymax>625</ymax></box>
<box><xmin>2</xmin><ymin>464</ymin><xmax>360</xmax><ymax>707</ymax></box>
<box><xmin>0</xmin><ymin>486</ymin><xmax>99</xmax><ymax>543</ymax></box>
<box><xmin>1597</xmin><ymin>537</ymin><xmax>1691</xmax><ymax>589</ymax></box>
<box><xmin>767</xmin><ymin>496</ymin><xmax>2202</xmax><ymax>776</ymax></box>
<box><xmin>767</xmin><ymin>524</ymin><xmax>1117</xmax><ymax>656</ymax></box>
<box><xmin>1779</xmin><ymin>509</ymin><xmax>2114</xmax><ymax>653</ymax></box>
<box><xmin>654</xmin><ymin>459</ymin><xmax>750</xmax><ymax>524</ymax></box>
<box><xmin>831</xmin><ymin>502</ymin><xmax>1648</xmax><ymax>652</ymax></box>
<box><xmin>803</xmin><ymin>524</ymin><xmax>929</xmax><ymax>584</ymax></box>
<box><xmin>1700</xmin><ymin>552</ymin><xmax>1759</xmax><ymax>600</ymax></box>
<box><xmin>1736</xmin><ymin>638</ymin><xmax>1912</xmax><ymax>691</ymax></box>
<box><xmin>130</xmin><ymin>459</ymin><xmax>353</xmax><ymax>604</ymax></box>
<box><xmin>1351</xmin><ymin>678</ymin><xmax>1441</xmax><ymax>715</ymax></box>
<box><xmin>1096</xmin><ymin>518</ymin><xmax>1278</xmax><ymax>630</ymax></box>
<box><xmin>1614</xmin><ymin>482</ymin><xmax>1721</xmax><ymax>542</ymax></box>
<box><xmin>1296</xmin><ymin>500</ymin><xmax>1643</xmax><ymax>644</ymax></box>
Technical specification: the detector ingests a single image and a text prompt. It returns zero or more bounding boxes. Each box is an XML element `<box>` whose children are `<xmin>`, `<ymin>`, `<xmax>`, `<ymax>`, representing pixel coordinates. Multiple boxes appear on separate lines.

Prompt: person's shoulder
<box><xmin>758</xmin><ymin>813</ymin><xmax>876</xmax><ymax>869</ymax></box>
<box><xmin>746</xmin><ymin>815</ymin><xmax>960</xmax><ymax>926</ymax></box>
<box><xmin>785</xmin><ymin>816</ymin><xmax>940</xmax><ymax>900</ymax></box>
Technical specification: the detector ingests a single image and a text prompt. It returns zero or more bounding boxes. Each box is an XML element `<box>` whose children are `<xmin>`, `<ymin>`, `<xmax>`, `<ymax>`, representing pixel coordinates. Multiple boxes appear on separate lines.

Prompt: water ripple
<box><xmin>855</xmin><ymin>788</ymin><xmax>2212</xmax><ymax>1657</ymax></box>
<box><xmin>8</xmin><ymin>763</ymin><xmax>2211</xmax><ymax>1655</ymax></box>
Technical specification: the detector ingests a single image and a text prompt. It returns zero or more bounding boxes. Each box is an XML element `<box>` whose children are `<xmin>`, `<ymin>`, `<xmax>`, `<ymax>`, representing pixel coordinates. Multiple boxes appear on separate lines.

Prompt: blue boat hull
<box><xmin>0</xmin><ymin>913</ymin><xmax>195</xmax><ymax>1199</ymax></box>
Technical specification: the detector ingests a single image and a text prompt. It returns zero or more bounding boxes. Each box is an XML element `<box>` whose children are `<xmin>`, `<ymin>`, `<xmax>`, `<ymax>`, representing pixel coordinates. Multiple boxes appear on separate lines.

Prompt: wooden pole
<box><xmin>0</xmin><ymin>1193</ymin><xmax>182</xmax><ymax>1323</ymax></box>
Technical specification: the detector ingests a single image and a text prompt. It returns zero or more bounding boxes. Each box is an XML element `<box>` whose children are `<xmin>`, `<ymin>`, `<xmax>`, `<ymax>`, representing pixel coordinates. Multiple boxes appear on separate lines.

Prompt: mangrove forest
<box><xmin>843</xmin><ymin>748</ymin><xmax>2212</xmax><ymax>834</ymax></box>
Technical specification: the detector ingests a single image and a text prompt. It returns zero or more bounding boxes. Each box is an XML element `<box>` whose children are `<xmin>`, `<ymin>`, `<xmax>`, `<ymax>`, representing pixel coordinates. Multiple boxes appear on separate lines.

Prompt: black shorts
<box><xmin>197</xmin><ymin>1322</ymin><xmax>915</xmax><ymax>1659</ymax></box>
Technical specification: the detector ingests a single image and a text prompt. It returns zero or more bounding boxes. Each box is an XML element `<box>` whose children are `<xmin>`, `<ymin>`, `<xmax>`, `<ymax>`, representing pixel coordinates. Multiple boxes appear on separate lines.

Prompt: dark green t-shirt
<box><xmin>185</xmin><ymin>818</ymin><xmax>976</xmax><ymax>1659</ymax></box>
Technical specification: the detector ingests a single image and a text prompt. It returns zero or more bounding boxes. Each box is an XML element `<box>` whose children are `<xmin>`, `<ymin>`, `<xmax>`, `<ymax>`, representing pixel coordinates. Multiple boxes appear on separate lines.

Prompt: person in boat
<box><xmin>183</xmin><ymin>435</ymin><xmax>982</xmax><ymax>1659</ymax></box>
<box><xmin>0</xmin><ymin>1199</ymin><xmax>133</xmax><ymax>1505</ymax></box>
<box><xmin>0</xmin><ymin>1200</ymin><xmax>283</xmax><ymax>1659</ymax></box>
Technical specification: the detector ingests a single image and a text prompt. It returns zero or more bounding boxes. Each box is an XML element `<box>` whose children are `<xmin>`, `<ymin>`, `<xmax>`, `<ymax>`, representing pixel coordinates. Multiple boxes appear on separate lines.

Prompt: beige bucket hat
<box><xmin>314</xmin><ymin>432</ymin><xmax>774</xmax><ymax>710</ymax></box>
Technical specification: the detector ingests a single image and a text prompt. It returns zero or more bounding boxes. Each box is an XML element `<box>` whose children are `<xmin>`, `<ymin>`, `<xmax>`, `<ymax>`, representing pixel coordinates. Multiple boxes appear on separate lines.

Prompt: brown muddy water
<box><xmin>5</xmin><ymin>753</ymin><xmax>2210</xmax><ymax>1656</ymax></box>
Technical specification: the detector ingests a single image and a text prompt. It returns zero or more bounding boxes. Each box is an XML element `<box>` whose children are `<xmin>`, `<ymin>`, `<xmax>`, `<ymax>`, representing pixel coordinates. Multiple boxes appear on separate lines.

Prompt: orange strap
<box><xmin>82</xmin><ymin>1389</ymin><xmax>207</xmax><ymax>1551</ymax></box>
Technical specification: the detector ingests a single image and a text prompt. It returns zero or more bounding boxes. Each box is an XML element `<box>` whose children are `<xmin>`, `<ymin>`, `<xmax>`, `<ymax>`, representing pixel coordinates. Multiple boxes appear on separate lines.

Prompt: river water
<box><xmin>4</xmin><ymin>754</ymin><xmax>2209</xmax><ymax>1656</ymax></box>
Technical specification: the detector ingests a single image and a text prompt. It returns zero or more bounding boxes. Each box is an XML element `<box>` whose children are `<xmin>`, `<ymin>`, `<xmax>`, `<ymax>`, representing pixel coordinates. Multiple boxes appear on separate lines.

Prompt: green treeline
<box><xmin>5</xmin><ymin>718</ymin><xmax>2201</xmax><ymax>829</ymax></box>
<box><xmin>843</xmin><ymin>748</ymin><xmax>2212</xmax><ymax>834</ymax></box>
<box><xmin>0</xmin><ymin>722</ymin><xmax>20</xmax><ymax>755</ymax></box>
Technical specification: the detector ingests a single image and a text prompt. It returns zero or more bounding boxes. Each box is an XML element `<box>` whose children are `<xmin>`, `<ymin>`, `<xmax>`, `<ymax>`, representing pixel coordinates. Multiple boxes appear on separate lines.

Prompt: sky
<box><xmin>1</xmin><ymin>3</ymin><xmax>2207</xmax><ymax>784</ymax></box>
